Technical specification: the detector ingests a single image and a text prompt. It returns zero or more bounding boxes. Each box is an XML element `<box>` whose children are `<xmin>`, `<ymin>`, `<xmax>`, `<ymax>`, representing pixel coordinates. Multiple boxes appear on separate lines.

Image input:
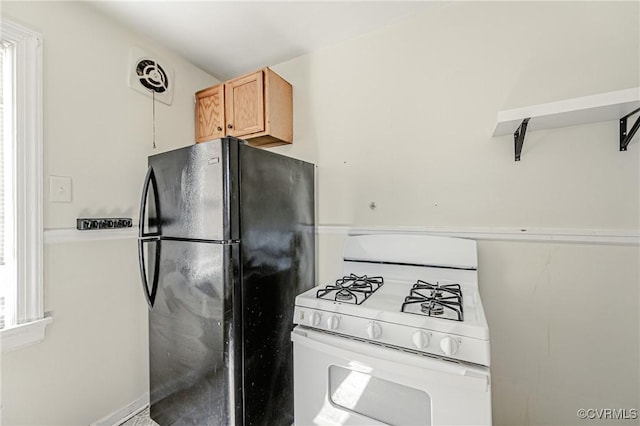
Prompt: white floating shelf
<box><xmin>493</xmin><ymin>87</ymin><xmax>640</xmax><ymax>161</ymax></box>
<box><xmin>493</xmin><ymin>87</ymin><xmax>640</xmax><ymax>136</ymax></box>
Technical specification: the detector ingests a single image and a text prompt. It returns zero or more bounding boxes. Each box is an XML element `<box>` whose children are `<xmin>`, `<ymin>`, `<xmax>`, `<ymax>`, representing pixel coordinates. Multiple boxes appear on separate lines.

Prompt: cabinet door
<box><xmin>225</xmin><ymin>70</ymin><xmax>264</xmax><ymax>137</ymax></box>
<box><xmin>195</xmin><ymin>84</ymin><xmax>225</xmax><ymax>143</ymax></box>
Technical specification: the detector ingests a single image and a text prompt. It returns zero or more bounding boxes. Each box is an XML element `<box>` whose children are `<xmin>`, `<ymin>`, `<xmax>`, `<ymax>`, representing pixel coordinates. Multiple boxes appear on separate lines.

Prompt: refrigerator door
<box><xmin>148</xmin><ymin>239</ymin><xmax>240</xmax><ymax>425</ymax></box>
<box><xmin>146</xmin><ymin>138</ymin><xmax>239</xmax><ymax>242</ymax></box>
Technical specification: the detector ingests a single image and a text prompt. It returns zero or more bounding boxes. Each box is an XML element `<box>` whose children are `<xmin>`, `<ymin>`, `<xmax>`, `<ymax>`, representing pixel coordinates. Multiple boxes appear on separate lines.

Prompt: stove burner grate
<box><xmin>316</xmin><ymin>274</ymin><xmax>383</xmax><ymax>305</ymax></box>
<box><xmin>401</xmin><ymin>280</ymin><xmax>464</xmax><ymax>321</ymax></box>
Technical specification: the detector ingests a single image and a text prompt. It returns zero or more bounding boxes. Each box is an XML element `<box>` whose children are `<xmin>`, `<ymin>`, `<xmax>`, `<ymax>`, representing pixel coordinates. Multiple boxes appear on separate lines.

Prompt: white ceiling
<box><xmin>87</xmin><ymin>1</ymin><xmax>440</xmax><ymax>81</ymax></box>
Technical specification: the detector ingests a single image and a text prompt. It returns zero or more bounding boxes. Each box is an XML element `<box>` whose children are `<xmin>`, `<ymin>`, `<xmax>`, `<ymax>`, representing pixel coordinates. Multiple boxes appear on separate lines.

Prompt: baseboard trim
<box><xmin>90</xmin><ymin>393</ymin><xmax>149</xmax><ymax>426</ymax></box>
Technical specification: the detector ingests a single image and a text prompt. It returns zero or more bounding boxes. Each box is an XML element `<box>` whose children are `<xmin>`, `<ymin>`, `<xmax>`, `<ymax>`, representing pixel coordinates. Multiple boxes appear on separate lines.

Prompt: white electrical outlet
<box><xmin>49</xmin><ymin>176</ymin><xmax>72</xmax><ymax>203</ymax></box>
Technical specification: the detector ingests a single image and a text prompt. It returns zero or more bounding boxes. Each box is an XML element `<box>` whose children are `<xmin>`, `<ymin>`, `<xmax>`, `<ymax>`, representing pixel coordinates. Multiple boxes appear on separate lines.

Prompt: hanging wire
<box><xmin>151</xmin><ymin>90</ymin><xmax>156</xmax><ymax>149</ymax></box>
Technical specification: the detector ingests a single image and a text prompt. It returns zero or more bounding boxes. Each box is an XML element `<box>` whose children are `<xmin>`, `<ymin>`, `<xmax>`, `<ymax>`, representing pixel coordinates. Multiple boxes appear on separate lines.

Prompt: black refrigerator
<box><xmin>137</xmin><ymin>137</ymin><xmax>315</xmax><ymax>425</ymax></box>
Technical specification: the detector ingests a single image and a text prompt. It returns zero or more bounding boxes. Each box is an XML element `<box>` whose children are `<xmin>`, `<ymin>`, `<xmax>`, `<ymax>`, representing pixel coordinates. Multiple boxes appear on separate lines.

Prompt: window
<box><xmin>0</xmin><ymin>19</ymin><xmax>48</xmax><ymax>351</ymax></box>
<box><xmin>1</xmin><ymin>37</ymin><xmax>14</xmax><ymax>330</ymax></box>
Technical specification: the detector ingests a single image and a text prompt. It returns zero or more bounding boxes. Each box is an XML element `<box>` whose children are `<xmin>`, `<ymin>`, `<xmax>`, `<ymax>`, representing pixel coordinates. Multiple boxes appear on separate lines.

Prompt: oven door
<box><xmin>292</xmin><ymin>327</ymin><xmax>491</xmax><ymax>426</ymax></box>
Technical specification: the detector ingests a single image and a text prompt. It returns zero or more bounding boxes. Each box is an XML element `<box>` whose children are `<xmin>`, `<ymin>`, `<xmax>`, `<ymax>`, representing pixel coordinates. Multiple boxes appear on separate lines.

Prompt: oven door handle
<box><xmin>292</xmin><ymin>327</ymin><xmax>490</xmax><ymax>392</ymax></box>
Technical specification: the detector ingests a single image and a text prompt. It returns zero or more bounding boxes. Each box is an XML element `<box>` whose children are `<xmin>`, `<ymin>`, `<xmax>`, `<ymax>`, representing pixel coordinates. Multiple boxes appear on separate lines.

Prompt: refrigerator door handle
<box><xmin>138</xmin><ymin>165</ymin><xmax>161</xmax><ymax>308</ymax></box>
<box><xmin>137</xmin><ymin>238</ymin><xmax>160</xmax><ymax>308</ymax></box>
<box><xmin>138</xmin><ymin>165</ymin><xmax>160</xmax><ymax>239</ymax></box>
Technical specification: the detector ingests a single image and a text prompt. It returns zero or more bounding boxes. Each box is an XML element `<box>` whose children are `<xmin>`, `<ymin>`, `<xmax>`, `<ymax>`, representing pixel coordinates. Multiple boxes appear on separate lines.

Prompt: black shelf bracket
<box><xmin>620</xmin><ymin>107</ymin><xmax>640</xmax><ymax>152</ymax></box>
<box><xmin>514</xmin><ymin>118</ymin><xmax>530</xmax><ymax>161</ymax></box>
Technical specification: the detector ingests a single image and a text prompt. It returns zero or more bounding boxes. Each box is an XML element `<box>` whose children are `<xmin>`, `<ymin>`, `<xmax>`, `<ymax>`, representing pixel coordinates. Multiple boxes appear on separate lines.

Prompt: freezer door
<box><xmin>146</xmin><ymin>139</ymin><xmax>239</xmax><ymax>241</ymax></box>
<box><xmin>148</xmin><ymin>240</ymin><xmax>241</xmax><ymax>425</ymax></box>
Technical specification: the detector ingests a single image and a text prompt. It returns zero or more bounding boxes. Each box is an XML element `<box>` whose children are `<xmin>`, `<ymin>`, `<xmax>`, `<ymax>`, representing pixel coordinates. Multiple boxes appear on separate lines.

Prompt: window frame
<box><xmin>0</xmin><ymin>18</ymin><xmax>49</xmax><ymax>352</ymax></box>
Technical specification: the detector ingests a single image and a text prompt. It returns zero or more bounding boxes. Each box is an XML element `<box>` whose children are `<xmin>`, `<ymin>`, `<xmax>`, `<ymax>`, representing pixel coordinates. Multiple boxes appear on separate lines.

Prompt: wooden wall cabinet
<box><xmin>195</xmin><ymin>84</ymin><xmax>224</xmax><ymax>143</ymax></box>
<box><xmin>195</xmin><ymin>68</ymin><xmax>292</xmax><ymax>148</ymax></box>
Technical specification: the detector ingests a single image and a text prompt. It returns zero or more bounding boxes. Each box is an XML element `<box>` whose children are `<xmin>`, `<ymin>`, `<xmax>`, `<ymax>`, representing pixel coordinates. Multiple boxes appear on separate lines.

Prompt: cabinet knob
<box><xmin>227</xmin><ymin>124</ymin><xmax>233</xmax><ymax>129</ymax></box>
<box><xmin>217</xmin><ymin>126</ymin><xmax>222</xmax><ymax>131</ymax></box>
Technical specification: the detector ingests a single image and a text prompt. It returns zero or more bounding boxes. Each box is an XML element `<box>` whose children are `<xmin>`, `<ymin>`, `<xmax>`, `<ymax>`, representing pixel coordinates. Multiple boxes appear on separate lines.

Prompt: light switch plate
<box><xmin>49</xmin><ymin>176</ymin><xmax>72</xmax><ymax>203</ymax></box>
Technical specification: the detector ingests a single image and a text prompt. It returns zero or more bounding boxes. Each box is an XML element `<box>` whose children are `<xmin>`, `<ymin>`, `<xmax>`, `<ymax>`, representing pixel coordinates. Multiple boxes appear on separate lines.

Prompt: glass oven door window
<box><xmin>328</xmin><ymin>365</ymin><xmax>431</xmax><ymax>425</ymax></box>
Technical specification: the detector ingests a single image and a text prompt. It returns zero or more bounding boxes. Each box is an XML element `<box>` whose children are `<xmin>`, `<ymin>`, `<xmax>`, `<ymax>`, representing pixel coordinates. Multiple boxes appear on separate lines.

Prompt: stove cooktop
<box><xmin>296</xmin><ymin>276</ymin><xmax>488</xmax><ymax>340</ymax></box>
<box><xmin>293</xmin><ymin>234</ymin><xmax>490</xmax><ymax>365</ymax></box>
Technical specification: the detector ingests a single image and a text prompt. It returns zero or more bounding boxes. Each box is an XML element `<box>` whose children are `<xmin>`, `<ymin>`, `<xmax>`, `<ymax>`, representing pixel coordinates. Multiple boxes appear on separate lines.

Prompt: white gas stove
<box><xmin>292</xmin><ymin>234</ymin><xmax>492</xmax><ymax>426</ymax></box>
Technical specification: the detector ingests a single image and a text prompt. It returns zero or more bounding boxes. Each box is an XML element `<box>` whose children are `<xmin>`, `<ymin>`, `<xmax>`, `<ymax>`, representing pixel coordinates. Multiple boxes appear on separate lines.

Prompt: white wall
<box><xmin>479</xmin><ymin>240</ymin><xmax>638</xmax><ymax>425</ymax></box>
<box><xmin>272</xmin><ymin>1</ymin><xmax>639</xmax><ymax>230</ymax></box>
<box><xmin>268</xmin><ymin>2</ymin><xmax>639</xmax><ymax>425</ymax></box>
<box><xmin>0</xmin><ymin>2</ymin><xmax>218</xmax><ymax>425</ymax></box>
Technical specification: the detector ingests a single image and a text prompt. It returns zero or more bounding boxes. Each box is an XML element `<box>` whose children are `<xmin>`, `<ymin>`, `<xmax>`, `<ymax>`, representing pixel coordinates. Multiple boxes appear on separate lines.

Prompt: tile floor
<box><xmin>119</xmin><ymin>407</ymin><xmax>158</xmax><ymax>426</ymax></box>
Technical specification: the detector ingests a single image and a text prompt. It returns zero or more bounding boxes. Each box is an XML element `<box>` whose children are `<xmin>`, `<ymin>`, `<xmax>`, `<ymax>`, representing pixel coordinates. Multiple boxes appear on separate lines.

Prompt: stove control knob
<box><xmin>308</xmin><ymin>312</ymin><xmax>321</xmax><ymax>327</ymax></box>
<box><xmin>440</xmin><ymin>336</ymin><xmax>459</xmax><ymax>356</ymax></box>
<box><xmin>327</xmin><ymin>315</ymin><xmax>340</xmax><ymax>330</ymax></box>
<box><xmin>366</xmin><ymin>322</ymin><xmax>382</xmax><ymax>340</ymax></box>
<box><xmin>412</xmin><ymin>330</ymin><xmax>430</xmax><ymax>348</ymax></box>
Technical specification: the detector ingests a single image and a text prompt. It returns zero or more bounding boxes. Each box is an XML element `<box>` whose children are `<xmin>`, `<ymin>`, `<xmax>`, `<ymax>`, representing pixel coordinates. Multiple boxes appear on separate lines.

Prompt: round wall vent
<box><xmin>136</xmin><ymin>59</ymin><xmax>169</xmax><ymax>94</ymax></box>
<box><xmin>128</xmin><ymin>47</ymin><xmax>174</xmax><ymax>105</ymax></box>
